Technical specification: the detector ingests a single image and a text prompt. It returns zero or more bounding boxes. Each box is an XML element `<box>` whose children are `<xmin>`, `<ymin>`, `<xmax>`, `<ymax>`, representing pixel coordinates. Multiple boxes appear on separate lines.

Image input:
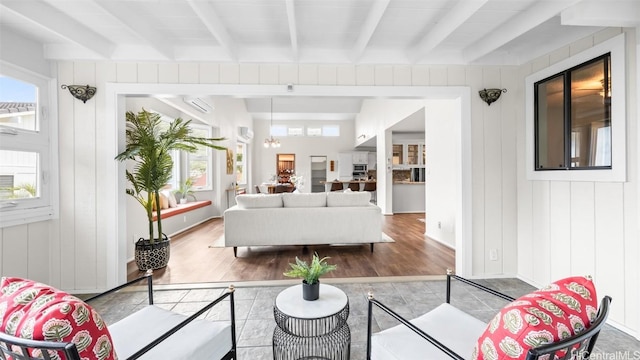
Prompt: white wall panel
<box><xmin>199</xmin><ymin>63</ymin><xmax>220</xmax><ymax>83</ymax></box>
<box><xmin>374</xmin><ymin>65</ymin><xmax>393</xmax><ymax>85</ymax></box>
<box><xmin>318</xmin><ymin>65</ymin><xmax>337</xmax><ymax>85</ymax></box>
<box><xmin>73</xmin><ymin>62</ymin><xmax>98</xmax><ymax>290</ymax></box>
<box><xmin>447</xmin><ymin>66</ymin><xmax>466</xmax><ymax>86</ymax></box>
<box><xmin>468</xmin><ymin>67</ymin><xmax>485</xmax><ymax>275</ymax></box>
<box><xmin>1</xmin><ymin>226</ymin><xmax>28</xmax><ymax>277</ymax></box>
<box><xmin>219</xmin><ymin>64</ymin><xmax>239</xmax><ymax>84</ymax></box>
<box><xmin>500</xmin><ymin>67</ymin><xmax>518</xmax><ymax>274</ymax></box>
<box><xmin>278</xmin><ymin>64</ymin><xmax>298</xmax><ymax>85</ymax></box>
<box><xmin>569</xmin><ymin>182</ymin><xmax>596</xmax><ymax>277</ymax></box>
<box><xmin>158</xmin><ymin>63</ymin><xmax>179</xmax><ymax>83</ymax></box>
<box><xmin>411</xmin><ymin>66</ymin><xmax>429</xmax><ymax>85</ymax></box>
<box><xmin>392</xmin><ymin>66</ymin><xmax>411</xmax><ymax>85</ymax></box>
<box><xmin>429</xmin><ymin>66</ymin><xmax>448</xmax><ymax>85</ymax></box>
<box><xmin>355</xmin><ymin>65</ymin><xmax>374</xmax><ymax>85</ymax></box>
<box><xmin>137</xmin><ymin>63</ymin><xmax>158</xmax><ymax>83</ymax></box>
<box><xmin>239</xmin><ymin>64</ymin><xmax>259</xmax><ymax>84</ymax></box>
<box><xmin>336</xmin><ymin>65</ymin><xmax>356</xmax><ymax>85</ymax></box>
<box><xmin>57</xmin><ymin>62</ymin><xmax>76</xmax><ymax>289</ymax></box>
<box><xmin>116</xmin><ymin>63</ymin><xmax>137</xmax><ymax>83</ymax></box>
<box><xmin>26</xmin><ymin>221</ymin><xmax>50</xmax><ymax>281</ymax></box>
<box><xmin>259</xmin><ymin>64</ymin><xmax>279</xmax><ymax>84</ymax></box>
<box><xmin>178</xmin><ymin>63</ymin><xmax>199</xmax><ymax>84</ymax></box>
<box><xmin>531</xmin><ymin>181</ymin><xmax>551</xmax><ymax>285</ymax></box>
<box><xmin>298</xmin><ymin>64</ymin><xmax>318</xmax><ymax>84</ymax></box>
<box><xmin>548</xmin><ymin>182</ymin><xmax>572</xmax><ymax>277</ymax></box>
<box><xmin>594</xmin><ymin>183</ymin><xmax>625</xmax><ymax>323</ymax></box>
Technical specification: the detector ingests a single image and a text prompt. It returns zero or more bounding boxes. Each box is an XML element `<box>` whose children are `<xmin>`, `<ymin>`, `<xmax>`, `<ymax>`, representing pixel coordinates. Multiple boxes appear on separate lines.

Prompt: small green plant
<box><xmin>174</xmin><ymin>178</ymin><xmax>196</xmax><ymax>201</ymax></box>
<box><xmin>283</xmin><ymin>253</ymin><xmax>337</xmax><ymax>285</ymax></box>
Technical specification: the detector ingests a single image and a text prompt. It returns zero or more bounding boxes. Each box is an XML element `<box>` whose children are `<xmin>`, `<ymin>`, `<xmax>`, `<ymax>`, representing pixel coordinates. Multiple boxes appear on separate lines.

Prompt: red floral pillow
<box><xmin>472</xmin><ymin>276</ymin><xmax>598</xmax><ymax>359</ymax></box>
<box><xmin>0</xmin><ymin>277</ymin><xmax>117</xmax><ymax>360</ymax></box>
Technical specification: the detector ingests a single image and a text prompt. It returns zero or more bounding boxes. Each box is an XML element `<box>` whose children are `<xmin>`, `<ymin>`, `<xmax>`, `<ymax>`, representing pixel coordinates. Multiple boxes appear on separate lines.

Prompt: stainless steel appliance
<box><xmin>411</xmin><ymin>167</ymin><xmax>425</xmax><ymax>182</ymax></box>
<box><xmin>353</xmin><ymin>164</ymin><xmax>367</xmax><ymax>172</ymax></box>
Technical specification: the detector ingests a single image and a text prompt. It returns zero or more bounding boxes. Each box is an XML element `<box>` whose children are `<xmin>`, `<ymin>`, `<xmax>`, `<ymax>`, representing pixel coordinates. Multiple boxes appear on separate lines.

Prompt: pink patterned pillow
<box><xmin>0</xmin><ymin>277</ymin><xmax>117</xmax><ymax>360</ymax></box>
<box><xmin>472</xmin><ymin>276</ymin><xmax>598</xmax><ymax>359</ymax></box>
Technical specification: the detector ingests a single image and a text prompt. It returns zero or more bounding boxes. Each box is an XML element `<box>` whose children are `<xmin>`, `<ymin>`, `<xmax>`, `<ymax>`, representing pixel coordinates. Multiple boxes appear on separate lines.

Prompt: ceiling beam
<box><xmin>186</xmin><ymin>0</ymin><xmax>237</xmax><ymax>61</ymax></box>
<box><xmin>561</xmin><ymin>0</ymin><xmax>640</xmax><ymax>27</ymax></box>
<box><xmin>93</xmin><ymin>1</ymin><xmax>174</xmax><ymax>60</ymax></box>
<box><xmin>351</xmin><ymin>0</ymin><xmax>390</xmax><ymax>63</ymax></box>
<box><xmin>462</xmin><ymin>0</ymin><xmax>581</xmax><ymax>63</ymax></box>
<box><xmin>409</xmin><ymin>0</ymin><xmax>488</xmax><ymax>63</ymax></box>
<box><xmin>285</xmin><ymin>0</ymin><xmax>299</xmax><ymax>61</ymax></box>
<box><xmin>1</xmin><ymin>0</ymin><xmax>115</xmax><ymax>59</ymax></box>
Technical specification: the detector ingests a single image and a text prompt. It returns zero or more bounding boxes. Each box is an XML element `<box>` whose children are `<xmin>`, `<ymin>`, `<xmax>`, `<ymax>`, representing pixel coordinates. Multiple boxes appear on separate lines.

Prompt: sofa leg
<box><xmin>233</xmin><ymin>247</ymin><xmax>237</xmax><ymax>257</ymax></box>
<box><xmin>370</xmin><ymin>243</ymin><xmax>374</xmax><ymax>252</ymax></box>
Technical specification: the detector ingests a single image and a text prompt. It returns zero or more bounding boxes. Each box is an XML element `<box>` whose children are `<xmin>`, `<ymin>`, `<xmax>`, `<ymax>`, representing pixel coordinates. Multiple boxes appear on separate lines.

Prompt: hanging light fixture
<box><xmin>264</xmin><ymin>98</ymin><xmax>281</xmax><ymax>148</ymax></box>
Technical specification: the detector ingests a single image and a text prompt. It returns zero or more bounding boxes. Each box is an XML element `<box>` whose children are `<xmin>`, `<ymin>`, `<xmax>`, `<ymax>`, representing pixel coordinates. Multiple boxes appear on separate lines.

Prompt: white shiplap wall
<box><xmin>1</xmin><ymin>27</ymin><xmax>637</xmax><ymax>337</ymax></box>
<box><xmin>516</xmin><ymin>28</ymin><xmax>639</xmax><ymax>336</ymax></box>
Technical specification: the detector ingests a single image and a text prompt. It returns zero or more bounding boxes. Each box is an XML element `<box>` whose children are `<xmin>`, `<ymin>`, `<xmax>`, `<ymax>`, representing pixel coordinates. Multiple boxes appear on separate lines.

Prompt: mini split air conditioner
<box><xmin>183</xmin><ymin>97</ymin><xmax>213</xmax><ymax>113</ymax></box>
<box><xmin>238</xmin><ymin>126</ymin><xmax>254</xmax><ymax>143</ymax></box>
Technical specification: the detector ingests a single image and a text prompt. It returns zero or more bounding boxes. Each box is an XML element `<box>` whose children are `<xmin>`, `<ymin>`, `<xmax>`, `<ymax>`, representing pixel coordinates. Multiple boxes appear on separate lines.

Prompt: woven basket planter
<box><xmin>135</xmin><ymin>235</ymin><xmax>170</xmax><ymax>271</ymax></box>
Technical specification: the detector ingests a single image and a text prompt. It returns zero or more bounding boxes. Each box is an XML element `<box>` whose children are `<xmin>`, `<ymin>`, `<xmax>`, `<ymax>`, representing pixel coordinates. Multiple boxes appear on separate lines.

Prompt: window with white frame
<box><xmin>525</xmin><ymin>33</ymin><xmax>626</xmax><ymax>182</ymax></box>
<box><xmin>236</xmin><ymin>142</ymin><xmax>247</xmax><ymax>185</ymax></box>
<box><xmin>188</xmin><ymin>124</ymin><xmax>212</xmax><ymax>190</ymax></box>
<box><xmin>0</xmin><ymin>71</ymin><xmax>56</xmax><ymax>228</ymax></box>
<box><xmin>322</xmin><ymin>125</ymin><xmax>340</xmax><ymax>137</ymax></box>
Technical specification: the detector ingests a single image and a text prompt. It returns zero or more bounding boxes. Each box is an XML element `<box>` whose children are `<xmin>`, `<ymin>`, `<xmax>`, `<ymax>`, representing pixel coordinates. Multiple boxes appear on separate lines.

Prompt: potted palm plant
<box><xmin>283</xmin><ymin>253</ymin><xmax>337</xmax><ymax>300</ymax></box>
<box><xmin>174</xmin><ymin>178</ymin><xmax>196</xmax><ymax>204</ymax></box>
<box><xmin>115</xmin><ymin>109</ymin><xmax>225</xmax><ymax>271</ymax></box>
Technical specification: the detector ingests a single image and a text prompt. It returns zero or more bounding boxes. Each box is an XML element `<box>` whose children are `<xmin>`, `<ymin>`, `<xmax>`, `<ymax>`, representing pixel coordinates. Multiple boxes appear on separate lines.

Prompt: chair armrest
<box><xmin>84</xmin><ymin>270</ymin><xmax>154</xmax><ymax>305</ymax></box>
<box><xmin>366</xmin><ymin>293</ymin><xmax>465</xmax><ymax>360</ymax></box>
<box><xmin>445</xmin><ymin>269</ymin><xmax>515</xmax><ymax>303</ymax></box>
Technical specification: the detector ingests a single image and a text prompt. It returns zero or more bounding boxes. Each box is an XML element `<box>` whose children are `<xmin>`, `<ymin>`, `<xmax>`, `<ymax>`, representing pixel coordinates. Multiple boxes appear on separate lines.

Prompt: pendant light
<box><xmin>264</xmin><ymin>98</ymin><xmax>281</xmax><ymax>148</ymax></box>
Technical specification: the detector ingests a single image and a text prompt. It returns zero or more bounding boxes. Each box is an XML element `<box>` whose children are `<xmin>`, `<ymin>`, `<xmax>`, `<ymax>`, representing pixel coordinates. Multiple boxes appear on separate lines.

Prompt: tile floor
<box><xmin>89</xmin><ymin>277</ymin><xmax>640</xmax><ymax>359</ymax></box>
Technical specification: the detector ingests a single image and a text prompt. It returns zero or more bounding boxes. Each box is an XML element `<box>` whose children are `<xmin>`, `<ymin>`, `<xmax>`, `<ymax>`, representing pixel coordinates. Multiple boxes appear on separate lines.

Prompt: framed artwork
<box><xmin>226</xmin><ymin>149</ymin><xmax>233</xmax><ymax>174</ymax></box>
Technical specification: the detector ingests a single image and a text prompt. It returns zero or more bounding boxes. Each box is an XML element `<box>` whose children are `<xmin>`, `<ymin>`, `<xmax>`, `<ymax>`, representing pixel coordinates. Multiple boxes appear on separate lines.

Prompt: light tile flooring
<box><xmin>89</xmin><ymin>277</ymin><xmax>640</xmax><ymax>359</ymax></box>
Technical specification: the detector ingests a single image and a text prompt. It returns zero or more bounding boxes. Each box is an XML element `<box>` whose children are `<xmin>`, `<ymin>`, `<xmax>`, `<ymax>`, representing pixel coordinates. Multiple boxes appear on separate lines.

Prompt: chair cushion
<box><xmin>472</xmin><ymin>276</ymin><xmax>598</xmax><ymax>359</ymax></box>
<box><xmin>0</xmin><ymin>277</ymin><xmax>117</xmax><ymax>360</ymax></box>
<box><xmin>236</xmin><ymin>194</ymin><xmax>283</xmax><ymax>209</ymax></box>
<box><xmin>282</xmin><ymin>192</ymin><xmax>327</xmax><ymax>208</ymax></box>
<box><xmin>108</xmin><ymin>305</ymin><xmax>232</xmax><ymax>359</ymax></box>
<box><xmin>371</xmin><ymin>303</ymin><xmax>487</xmax><ymax>360</ymax></box>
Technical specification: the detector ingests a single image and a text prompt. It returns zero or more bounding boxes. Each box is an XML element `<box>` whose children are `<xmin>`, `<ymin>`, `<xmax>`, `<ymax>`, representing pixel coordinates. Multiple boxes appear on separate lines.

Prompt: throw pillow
<box><xmin>162</xmin><ymin>190</ymin><xmax>178</xmax><ymax>208</ymax></box>
<box><xmin>472</xmin><ymin>276</ymin><xmax>598</xmax><ymax>360</ymax></box>
<box><xmin>236</xmin><ymin>194</ymin><xmax>284</xmax><ymax>209</ymax></box>
<box><xmin>0</xmin><ymin>277</ymin><xmax>117</xmax><ymax>360</ymax></box>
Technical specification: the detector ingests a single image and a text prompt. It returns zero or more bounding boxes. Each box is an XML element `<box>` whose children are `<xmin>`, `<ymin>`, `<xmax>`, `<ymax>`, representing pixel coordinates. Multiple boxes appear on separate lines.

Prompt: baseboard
<box><xmin>424</xmin><ymin>234</ymin><xmax>455</xmax><ymax>249</ymax></box>
<box><xmin>167</xmin><ymin>215</ymin><xmax>221</xmax><ymax>237</ymax></box>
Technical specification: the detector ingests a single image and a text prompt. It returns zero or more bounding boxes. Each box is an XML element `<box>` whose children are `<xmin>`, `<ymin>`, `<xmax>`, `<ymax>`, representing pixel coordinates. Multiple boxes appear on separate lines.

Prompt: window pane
<box><xmin>0</xmin><ymin>150</ymin><xmax>39</xmax><ymax>200</ymax></box>
<box><xmin>322</xmin><ymin>125</ymin><xmax>339</xmax><ymax>137</ymax></box>
<box><xmin>307</xmin><ymin>127</ymin><xmax>321</xmax><ymax>136</ymax></box>
<box><xmin>189</xmin><ymin>127</ymin><xmax>211</xmax><ymax>190</ymax></box>
<box><xmin>288</xmin><ymin>127</ymin><xmax>303</xmax><ymax>136</ymax></box>
<box><xmin>0</xmin><ymin>75</ymin><xmax>38</xmax><ymax>132</ymax></box>
<box><xmin>570</xmin><ymin>57</ymin><xmax>611</xmax><ymax>168</ymax></box>
<box><xmin>271</xmin><ymin>125</ymin><xmax>287</xmax><ymax>137</ymax></box>
<box><xmin>236</xmin><ymin>143</ymin><xmax>246</xmax><ymax>185</ymax></box>
<box><xmin>535</xmin><ymin>74</ymin><xmax>565</xmax><ymax>169</ymax></box>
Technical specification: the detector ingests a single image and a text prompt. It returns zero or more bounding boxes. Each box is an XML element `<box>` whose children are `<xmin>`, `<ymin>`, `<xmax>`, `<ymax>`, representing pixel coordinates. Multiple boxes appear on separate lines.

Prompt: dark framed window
<box><xmin>534</xmin><ymin>53</ymin><xmax>611</xmax><ymax>170</ymax></box>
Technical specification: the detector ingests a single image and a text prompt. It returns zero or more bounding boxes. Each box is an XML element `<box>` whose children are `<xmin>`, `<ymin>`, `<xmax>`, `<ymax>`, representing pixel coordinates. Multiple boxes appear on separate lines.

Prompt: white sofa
<box><xmin>223</xmin><ymin>191</ymin><xmax>381</xmax><ymax>257</ymax></box>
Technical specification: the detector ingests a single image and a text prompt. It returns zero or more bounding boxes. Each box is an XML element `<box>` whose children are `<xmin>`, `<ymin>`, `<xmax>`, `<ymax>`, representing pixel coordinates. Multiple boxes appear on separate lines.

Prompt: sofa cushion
<box><xmin>0</xmin><ymin>277</ymin><xmax>117</xmax><ymax>360</ymax></box>
<box><xmin>282</xmin><ymin>193</ymin><xmax>327</xmax><ymax>208</ymax></box>
<box><xmin>472</xmin><ymin>276</ymin><xmax>598</xmax><ymax>360</ymax></box>
<box><xmin>236</xmin><ymin>194</ymin><xmax>283</xmax><ymax>209</ymax></box>
<box><xmin>327</xmin><ymin>191</ymin><xmax>371</xmax><ymax>207</ymax></box>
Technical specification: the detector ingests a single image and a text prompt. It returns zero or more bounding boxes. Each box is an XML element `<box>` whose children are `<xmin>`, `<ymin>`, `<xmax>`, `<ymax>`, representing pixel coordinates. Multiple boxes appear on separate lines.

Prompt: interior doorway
<box><xmin>310</xmin><ymin>156</ymin><xmax>327</xmax><ymax>192</ymax></box>
<box><xmin>277</xmin><ymin>153</ymin><xmax>295</xmax><ymax>183</ymax></box>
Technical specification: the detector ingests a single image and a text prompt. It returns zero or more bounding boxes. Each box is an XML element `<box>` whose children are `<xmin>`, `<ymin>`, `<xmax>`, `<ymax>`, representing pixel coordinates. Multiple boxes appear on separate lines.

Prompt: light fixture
<box><xmin>478</xmin><ymin>88</ymin><xmax>506</xmax><ymax>106</ymax></box>
<box><xmin>61</xmin><ymin>84</ymin><xmax>96</xmax><ymax>103</ymax></box>
<box><xmin>264</xmin><ymin>98</ymin><xmax>281</xmax><ymax>148</ymax></box>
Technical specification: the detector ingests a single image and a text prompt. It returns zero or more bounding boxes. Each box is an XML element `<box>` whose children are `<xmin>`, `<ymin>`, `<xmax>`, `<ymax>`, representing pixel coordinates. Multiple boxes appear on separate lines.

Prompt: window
<box><xmin>307</xmin><ymin>127</ymin><xmax>321</xmax><ymax>136</ymax></box>
<box><xmin>188</xmin><ymin>124</ymin><xmax>212</xmax><ymax>190</ymax></box>
<box><xmin>525</xmin><ymin>33</ymin><xmax>626</xmax><ymax>182</ymax></box>
<box><xmin>322</xmin><ymin>125</ymin><xmax>340</xmax><ymax>137</ymax></box>
<box><xmin>270</xmin><ymin>125</ymin><xmax>287</xmax><ymax>137</ymax></box>
<box><xmin>534</xmin><ymin>54</ymin><xmax>611</xmax><ymax>170</ymax></box>
<box><xmin>287</xmin><ymin>127</ymin><xmax>303</xmax><ymax>136</ymax></box>
<box><xmin>236</xmin><ymin>142</ymin><xmax>247</xmax><ymax>185</ymax></box>
<box><xmin>0</xmin><ymin>71</ymin><xmax>56</xmax><ymax>228</ymax></box>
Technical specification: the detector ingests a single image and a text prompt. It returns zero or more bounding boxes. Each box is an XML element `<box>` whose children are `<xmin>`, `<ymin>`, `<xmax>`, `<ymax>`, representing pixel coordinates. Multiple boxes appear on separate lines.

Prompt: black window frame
<box><xmin>534</xmin><ymin>52</ymin><xmax>611</xmax><ymax>171</ymax></box>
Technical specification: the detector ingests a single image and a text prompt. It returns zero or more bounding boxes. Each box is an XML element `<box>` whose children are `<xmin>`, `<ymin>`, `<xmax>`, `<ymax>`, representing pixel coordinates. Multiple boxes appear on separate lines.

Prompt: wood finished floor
<box><xmin>127</xmin><ymin>213</ymin><xmax>455</xmax><ymax>284</ymax></box>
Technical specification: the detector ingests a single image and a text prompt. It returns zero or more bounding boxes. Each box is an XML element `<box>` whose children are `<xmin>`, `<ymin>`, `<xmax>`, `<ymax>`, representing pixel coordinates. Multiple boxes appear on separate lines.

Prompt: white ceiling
<box><xmin>2</xmin><ymin>0</ymin><xmax>637</xmax><ymax>130</ymax></box>
<box><xmin>2</xmin><ymin>0</ymin><xmax>637</xmax><ymax>65</ymax></box>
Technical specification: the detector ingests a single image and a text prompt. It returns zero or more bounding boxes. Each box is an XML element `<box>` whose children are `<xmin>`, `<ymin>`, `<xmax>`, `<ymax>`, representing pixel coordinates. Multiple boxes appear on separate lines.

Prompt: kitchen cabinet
<box><xmin>393</xmin><ymin>142</ymin><xmax>425</xmax><ymax>168</ymax></box>
<box><xmin>352</xmin><ymin>151</ymin><xmax>368</xmax><ymax>164</ymax></box>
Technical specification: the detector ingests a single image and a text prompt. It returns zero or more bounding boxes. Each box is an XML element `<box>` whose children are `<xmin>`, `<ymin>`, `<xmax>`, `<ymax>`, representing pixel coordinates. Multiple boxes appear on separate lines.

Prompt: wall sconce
<box><xmin>357</xmin><ymin>134</ymin><xmax>366</xmax><ymax>139</ymax></box>
<box><xmin>478</xmin><ymin>88</ymin><xmax>506</xmax><ymax>106</ymax></box>
<box><xmin>61</xmin><ymin>84</ymin><xmax>97</xmax><ymax>103</ymax></box>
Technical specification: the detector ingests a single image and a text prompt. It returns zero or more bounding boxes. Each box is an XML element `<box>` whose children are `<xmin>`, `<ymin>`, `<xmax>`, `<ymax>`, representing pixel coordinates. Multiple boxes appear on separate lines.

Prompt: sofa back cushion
<box><xmin>236</xmin><ymin>194</ymin><xmax>283</xmax><ymax>209</ymax></box>
<box><xmin>282</xmin><ymin>193</ymin><xmax>327</xmax><ymax>208</ymax></box>
<box><xmin>472</xmin><ymin>276</ymin><xmax>598</xmax><ymax>360</ymax></box>
<box><xmin>0</xmin><ymin>277</ymin><xmax>118</xmax><ymax>360</ymax></box>
<box><xmin>327</xmin><ymin>191</ymin><xmax>371</xmax><ymax>207</ymax></box>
